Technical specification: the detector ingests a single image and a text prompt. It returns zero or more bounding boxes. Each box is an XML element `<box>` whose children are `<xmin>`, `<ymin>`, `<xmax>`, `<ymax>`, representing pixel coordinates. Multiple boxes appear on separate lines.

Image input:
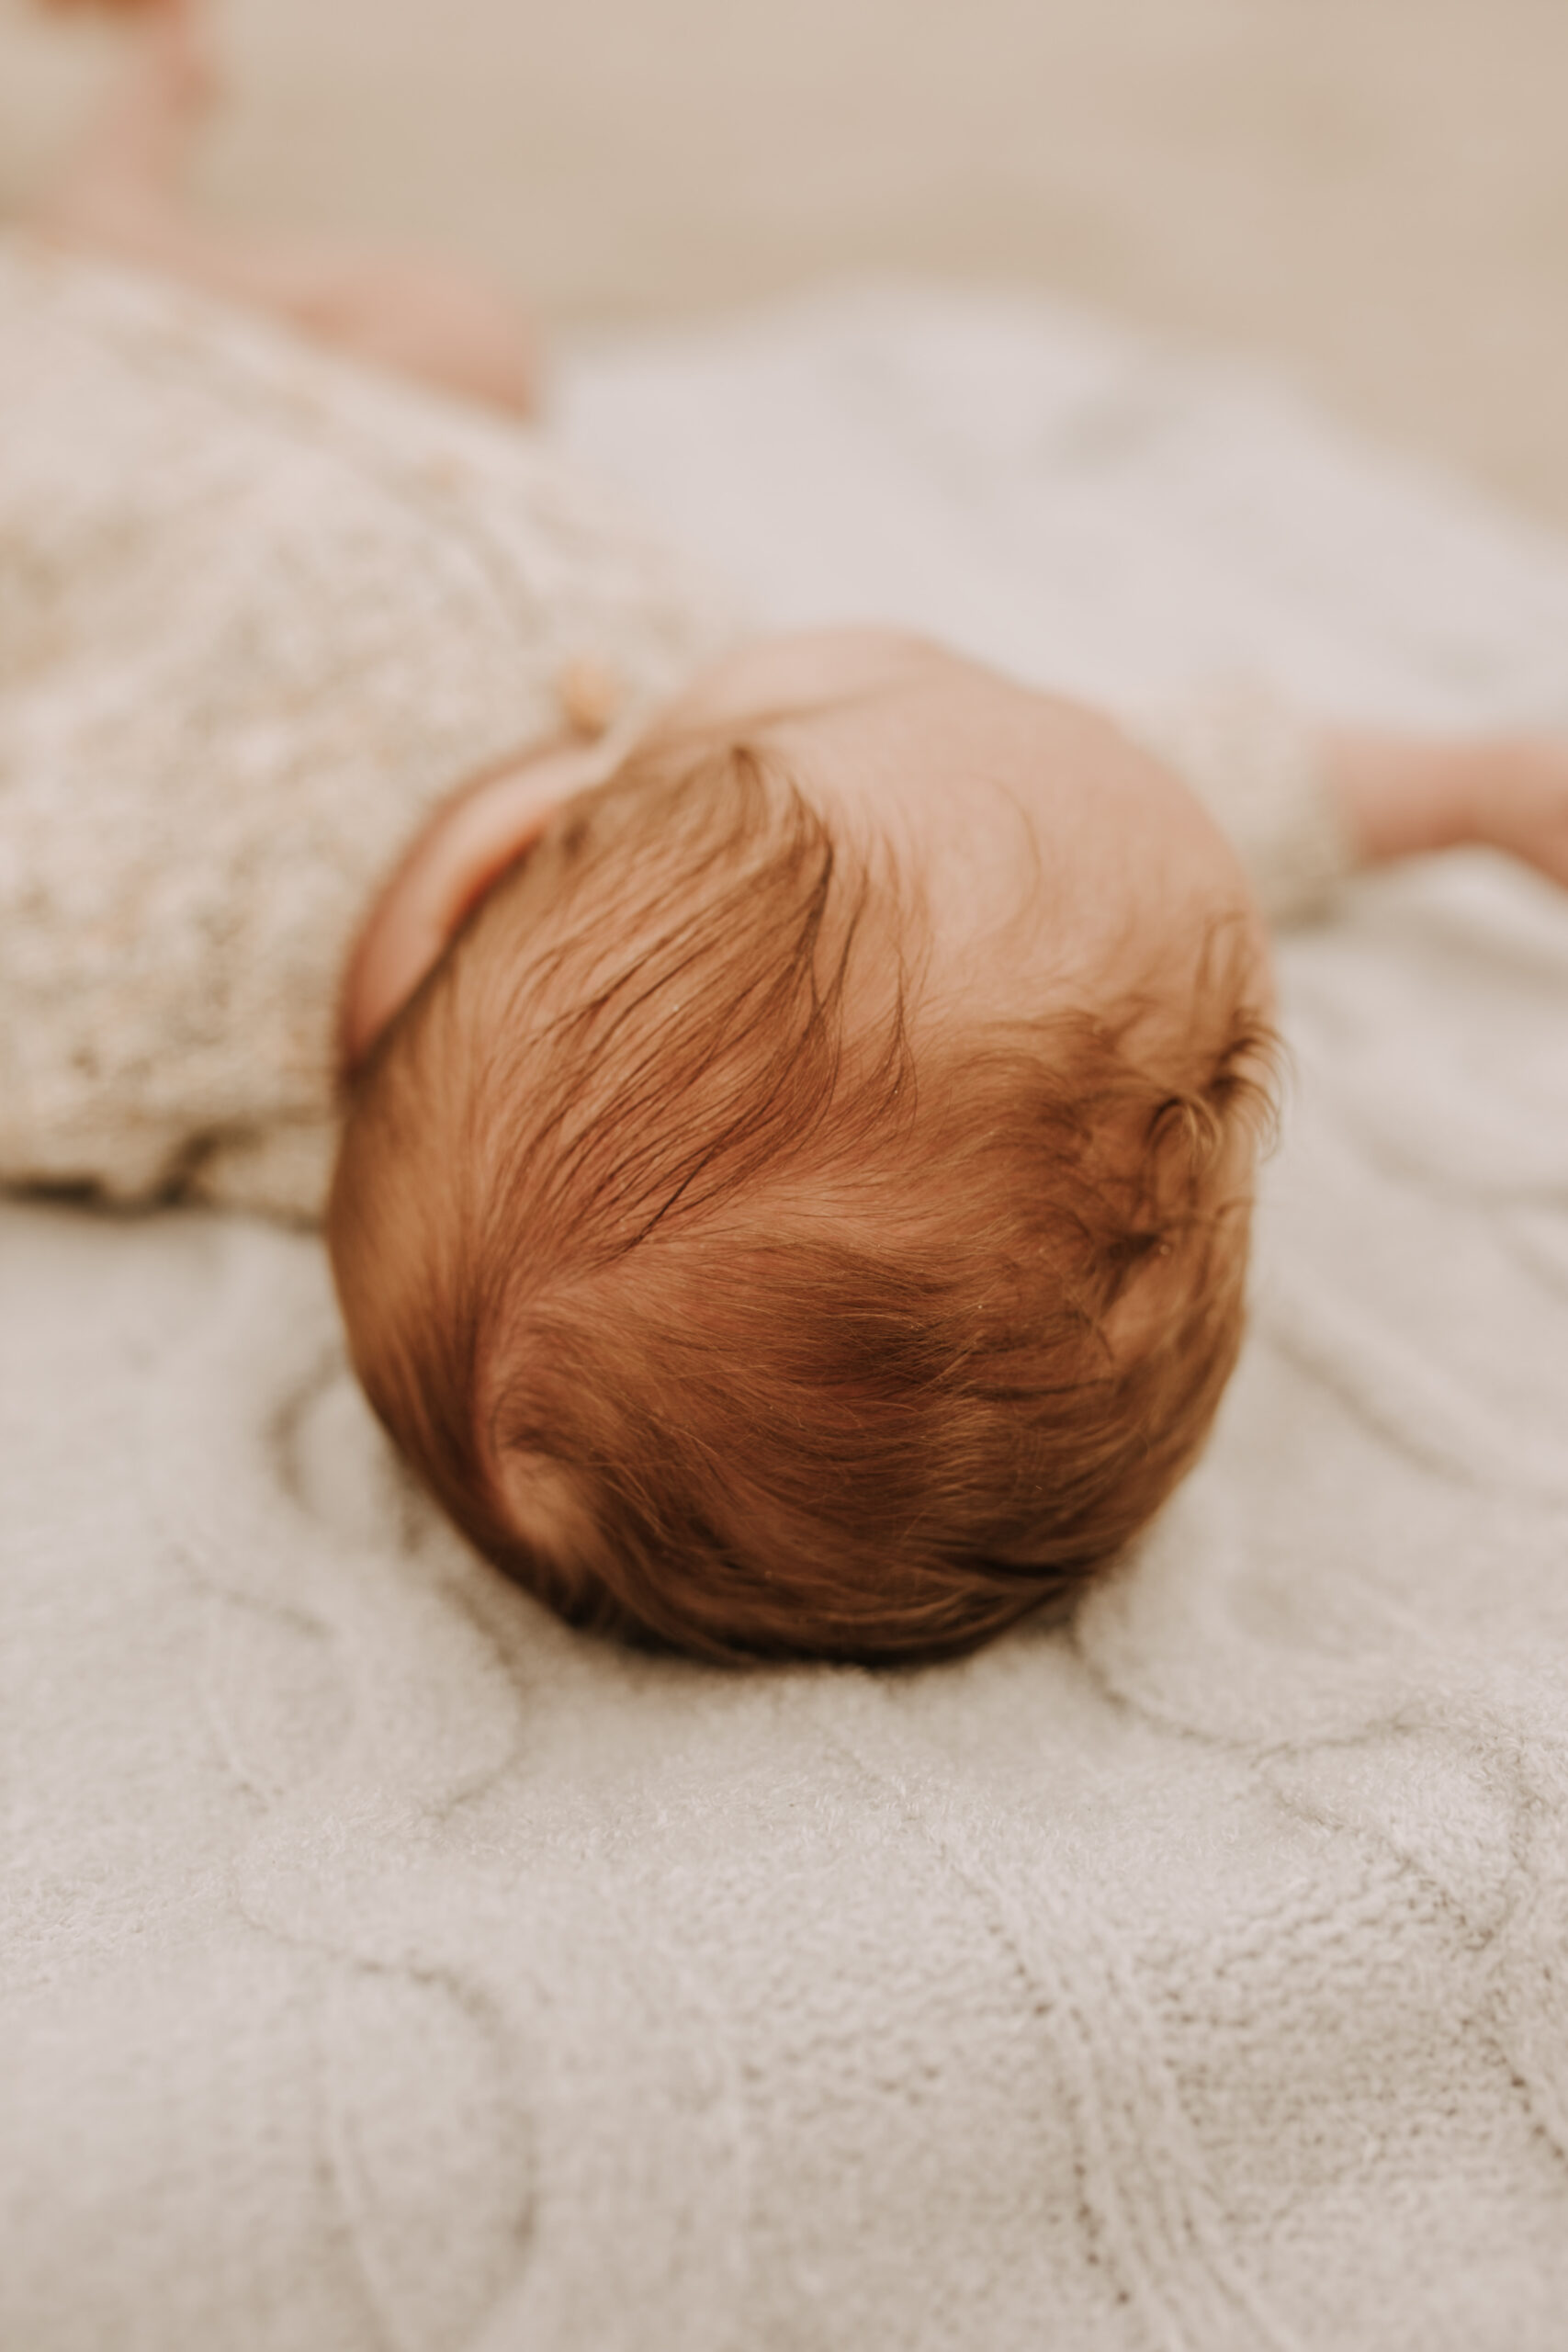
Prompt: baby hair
<box><xmin>328</xmin><ymin>726</ymin><xmax>1279</xmax><ymax>1665</ymax></box>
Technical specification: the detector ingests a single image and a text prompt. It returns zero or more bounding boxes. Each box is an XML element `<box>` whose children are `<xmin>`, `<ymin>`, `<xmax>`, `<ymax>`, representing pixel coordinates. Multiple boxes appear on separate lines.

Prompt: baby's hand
<box><xmin>1467</xmin><ymin>738</ymin><xmax>1568</xmax><ymax>893</ymax></box>
<box><xmin>1322</xmin><ymin>727</ymin><xmax>1568</xmax><ymax>894</ymax></box>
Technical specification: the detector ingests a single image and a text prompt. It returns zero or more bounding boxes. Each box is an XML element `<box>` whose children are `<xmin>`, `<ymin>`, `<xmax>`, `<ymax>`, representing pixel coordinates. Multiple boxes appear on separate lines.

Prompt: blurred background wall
<box><xmin>3</xmin><ymin>0</ymin><xmax>1565</xmax><ymax>527</ymax></box>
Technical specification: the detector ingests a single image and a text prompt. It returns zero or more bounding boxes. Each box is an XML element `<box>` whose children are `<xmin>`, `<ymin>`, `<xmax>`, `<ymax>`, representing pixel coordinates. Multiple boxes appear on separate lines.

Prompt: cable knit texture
<box><xmin>6</xmin><ymin>280</ymin><xmax>1568</xmax><ymax>2350</ymax></box>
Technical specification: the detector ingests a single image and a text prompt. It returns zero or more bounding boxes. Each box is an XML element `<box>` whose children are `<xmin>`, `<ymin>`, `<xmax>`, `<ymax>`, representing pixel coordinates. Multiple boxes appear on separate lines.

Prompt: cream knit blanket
<box><xmin>5</xmin><ymin>286</ymin><xmax>1568</xmax><ymax>2351</ymax></box>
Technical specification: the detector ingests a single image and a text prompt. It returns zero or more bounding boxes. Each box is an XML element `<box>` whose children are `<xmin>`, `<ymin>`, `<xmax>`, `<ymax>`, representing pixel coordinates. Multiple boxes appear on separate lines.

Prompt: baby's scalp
<box><xmin>329</xmin><ymin>665</ymin><xmax>1279</xmax><ymax>1664</ymax></box>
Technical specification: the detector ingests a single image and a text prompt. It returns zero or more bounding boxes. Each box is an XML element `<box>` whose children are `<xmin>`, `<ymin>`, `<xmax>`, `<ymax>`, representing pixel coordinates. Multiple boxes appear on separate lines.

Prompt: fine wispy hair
<box><xmin>329</xmin><ymin>726</ymin><xmax>1279</xmax><ymax>1664</ymax></box>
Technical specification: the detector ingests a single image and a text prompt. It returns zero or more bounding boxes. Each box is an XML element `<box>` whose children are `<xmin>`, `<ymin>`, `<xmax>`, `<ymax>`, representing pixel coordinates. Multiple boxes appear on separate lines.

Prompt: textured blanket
<box><xmin>5</xmin><ymin>286</ymin><xmax>1568</xmax><ymax>2352</ymax></box>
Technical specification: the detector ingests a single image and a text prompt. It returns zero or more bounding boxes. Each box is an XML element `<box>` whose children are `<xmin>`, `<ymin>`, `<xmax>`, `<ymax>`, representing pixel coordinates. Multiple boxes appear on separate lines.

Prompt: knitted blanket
<box><xmin>5</xmin><ymin>285</ymin><xmax>1568</xmax><ymax>2352</ymax></box>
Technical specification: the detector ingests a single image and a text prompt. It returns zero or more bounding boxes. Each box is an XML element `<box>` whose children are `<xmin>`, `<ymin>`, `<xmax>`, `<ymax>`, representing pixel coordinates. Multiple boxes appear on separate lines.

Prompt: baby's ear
<box><xmin>492</xmin><ymin>1444</ymin><xmax>606</xmax><ymax>1580</ymax></box>
<box><xmin>491</xmin><ymin>1442</ymin><xmax>646</xmax><ymax>1640</ymax></box>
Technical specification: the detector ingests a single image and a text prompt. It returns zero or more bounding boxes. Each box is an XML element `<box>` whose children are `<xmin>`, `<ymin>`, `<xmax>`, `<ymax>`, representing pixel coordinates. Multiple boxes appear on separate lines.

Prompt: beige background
<box><xmin>3</xmin><ymin>0</ymin><xmax>1566</xmax><ymax>528</ymax></box>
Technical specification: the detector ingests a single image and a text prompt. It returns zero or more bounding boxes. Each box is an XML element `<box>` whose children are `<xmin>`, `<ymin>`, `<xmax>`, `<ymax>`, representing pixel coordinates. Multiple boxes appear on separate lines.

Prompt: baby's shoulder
<box><xmin>0</xmin><ymin>236</ymin><xmax>733</xmax><ymax>1214</ymax></box>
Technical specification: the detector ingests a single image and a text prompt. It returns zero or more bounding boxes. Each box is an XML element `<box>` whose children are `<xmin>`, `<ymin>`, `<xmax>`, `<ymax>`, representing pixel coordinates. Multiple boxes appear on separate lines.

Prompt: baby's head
<box><xmin>329</xmin><ymin>631</ymin><xmax>1278</xmax><ymax>1663</ymax></box>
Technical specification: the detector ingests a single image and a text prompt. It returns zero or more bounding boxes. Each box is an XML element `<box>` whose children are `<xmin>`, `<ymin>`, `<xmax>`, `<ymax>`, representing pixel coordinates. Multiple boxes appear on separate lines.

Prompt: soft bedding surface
<box><xmin>5</xmin><ymin>286</ymin><xmax>1568</xmax><ymax>2352</ymax></box>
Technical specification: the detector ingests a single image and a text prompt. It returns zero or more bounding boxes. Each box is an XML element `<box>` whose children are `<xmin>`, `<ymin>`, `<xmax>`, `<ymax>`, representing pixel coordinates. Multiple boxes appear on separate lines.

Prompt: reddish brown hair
<box><xmin>328</xmin><ymin>729</ymin><xmax>1278</xmax><ymax>1665</ymax></box>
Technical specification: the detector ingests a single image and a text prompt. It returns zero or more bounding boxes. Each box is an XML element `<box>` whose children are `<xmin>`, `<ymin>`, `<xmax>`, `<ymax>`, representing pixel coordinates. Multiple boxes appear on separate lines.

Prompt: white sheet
<box><xmin>5</xmin><ymin>284</ymin><xmax>1568</xmax><ymax>2351</ymax></box>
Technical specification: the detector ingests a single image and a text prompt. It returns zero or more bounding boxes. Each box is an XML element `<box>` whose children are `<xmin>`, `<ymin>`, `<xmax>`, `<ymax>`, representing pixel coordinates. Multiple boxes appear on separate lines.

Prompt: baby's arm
<box><xmin>1132</xmin><ymin>689</ymin><xmax>1568</xmax><ymax>923</ymax></box>
<box><xmin>1322</xmin><ymin>729</ymin><xmax>1568</xmax><ymax>894</ymax></box>
<box><xmin>30</xmin><ymin>0</ymin><xmax>538</xmax><ymax>415</ymax></box>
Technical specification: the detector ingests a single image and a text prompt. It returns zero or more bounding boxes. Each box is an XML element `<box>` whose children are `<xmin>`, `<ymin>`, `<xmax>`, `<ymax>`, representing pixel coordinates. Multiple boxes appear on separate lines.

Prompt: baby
<box><xmin>10</xmin><ymin>0</ymin><xmax>1568</xmax><ymax>1663</ymax></box>
<box><xmin>324</xmin><ymin>635</ymin><xmax>1568</xmax><ymax>1663</ymax></box>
